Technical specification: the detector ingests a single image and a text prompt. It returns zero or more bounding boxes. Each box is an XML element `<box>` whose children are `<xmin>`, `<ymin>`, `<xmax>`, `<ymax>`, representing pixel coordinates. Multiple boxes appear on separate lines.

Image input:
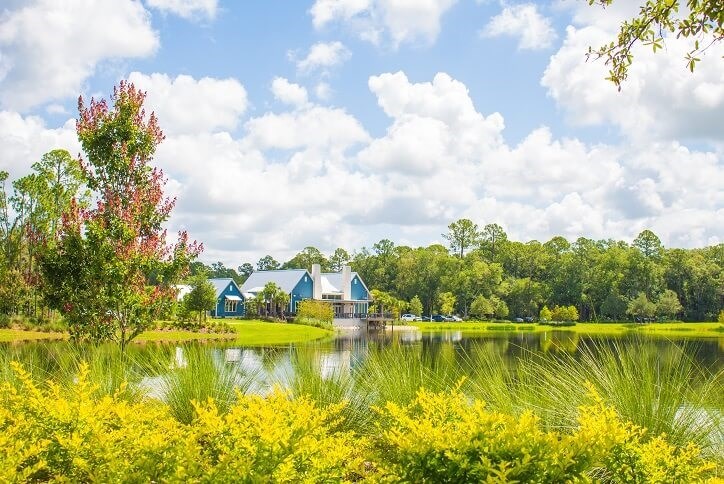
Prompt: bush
<box><xmin>295</xmin><ymin>299</ymin><xmax>333</xmax><ymax>324</ymax></box>
<box><xmin>0</xmin><ymin>364</ymin><xmax>717</xmax><ymax>482</ymax></box>
<box><xmin>292</xmin><ymin>317</ymin><xmax>333</xmax><ymax>330</ymax></box>
<box><xmin>374</xmin><ymin>384</ymin><xmax>716</xmax><ymax>483</ymax></box>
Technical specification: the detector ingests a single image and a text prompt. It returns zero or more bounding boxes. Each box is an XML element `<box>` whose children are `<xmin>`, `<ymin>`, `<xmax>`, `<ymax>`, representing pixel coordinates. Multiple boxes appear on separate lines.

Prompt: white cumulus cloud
<box><xmin>541</xmin><ymin>2</ymin><xmax>724</xmax><ymax>144</ymax></box>
<box><xmin>127</xmin><ymin>72</ymin><xmax>248</xmax><ymax>135</ymax></box>
<box><xmin>146</xmin><ymin>0</ymin><xmax>218</xmax><ymax>20</ymax></box>
<box><xmin>310</xmin><ymin>0</ymin><xmax>457</xmax><ymax>47</ymax></box>
<box><xmin>295</xmin><ymin>41</ymin><xmax>351</xmax><ymax>74</ymax></box>
<box><xmin>481</xmin><ymin>3</ymin><xmax>557</xmax><ymax>50</ymax></box>
<box><xmin>271</xmin><ymin>77</ymin><xmax>309</xmax><ymax>107</ymax></box>
<box><xmin>0</xmin><ymin>0</ymin><xmax>158</xmax><ymax>111</ymax></box>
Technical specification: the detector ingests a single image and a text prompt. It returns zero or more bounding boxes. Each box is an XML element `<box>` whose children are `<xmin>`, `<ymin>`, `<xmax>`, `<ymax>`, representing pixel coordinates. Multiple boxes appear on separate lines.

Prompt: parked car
<box><xmin>400</xmin><ymin>313</ymin><xmax>416</xmax><ymax>322</ymax></box>
<box><xmin>523</xmin><ymin>316</ymin><xmax>534</xmax><ymax>323</ymax></box>
<box><xmin>449</xmin><ymin>315</ymin><xmax>463</xmax><ymax>322</ymax></box>
<box><xmin>432</xmin><ymin>314</ymin><xmax>446</xmax><ymax>322</ymax></box>
<box><xmin>420</xmin><ymin>315</ymin><xmax>433</xmax><ymax>321</ymax></box>
<box><xmin>514</xmin><ymin>317</ymin><xmax>524</xmax><ymax>322</ymax></box>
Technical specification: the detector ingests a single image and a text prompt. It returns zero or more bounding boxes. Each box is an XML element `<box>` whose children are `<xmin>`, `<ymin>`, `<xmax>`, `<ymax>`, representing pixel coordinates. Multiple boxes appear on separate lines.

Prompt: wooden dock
<box><xmin>363</xmin><ymin>312</ymin><xmax>395</xmax><ymax>330</ymax></box>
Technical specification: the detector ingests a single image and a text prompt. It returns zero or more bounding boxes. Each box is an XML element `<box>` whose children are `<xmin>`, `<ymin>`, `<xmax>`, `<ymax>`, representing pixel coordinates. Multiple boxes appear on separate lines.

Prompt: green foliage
<box><xmin>370</xmin><ymin>289</ymin><xmax>405</xmax><ymax>317</ymax></box>
<box><xmin>470</xmin><ymin>294</ymin><xmax>494</xmax><ymax>319</ymax></box>
<box><xmin>601</xmin><ymin>291</ymin><xmax>628</xmax><ymax>320</ymax></box>
<box><xmin>719</xmin><ymin>309</ymin><xmax>724</xmax><ymax>323</ymax></box>
<box><xmin>282</xmin><ymin>246</ymin><xmax>330</xmax><ymax>271</ymax></box>
<box><xmin>296</xmin><ymin>299</ymin><xmax>334</xmax><ymax>323</ymax></box>
<box><xmin>256</xmin><ymin>282</ymin><xmax>289</xmax><ymax>319</ymax></box>
<box><xmin>39</xmin><ymin>82</ymin><xmax>200</xmax><ymax>348</ymax></box>
<box><xmin>539</xmin><ymin>305</ymin><xmax>552</xmax><ymax>321</ymax></box>
<box><xmin>408</xmin><ymin>295</ymin><xmax>423</xmax><ymax>317</ymax></box>
<box><xmin>551</xmin><ymin>304</ymin><xmax>579</xmax><ymax>322</ymax></box>
<box><xmin>182</xmin><ymin>276</ymin><xmax>217</xmax><ymax>322</ymax></box>
<box><xmin>442</xmin><ymin>218</ymin><xmax>479</xmax><ymax>258</ymax></box>
<box><xmin>587</xmin><ymin>0</ymin><xmax>723</xmax><ymax>89</ymax></box>
<box><xmin>160</xmin><ymin>345</ymin><xmax>252</xmax><ymax>423</ymax></box>
<box><xmin>490</xmin><ymin>295</ymin><xmax>509</xmax><ymax>318</ymax></box>
<box><xmin>628</xmin><ymin>292</ymin><xmax>656</xmax><ymax>320</ymax></box>
<box><xmin>656</xmin><ymin>289</ymin><xmax>683</xmax><ymax>320</ymax></box>
<box><xmin>436</xmin><ymin>291</ymin><xmax>456</xmax><ymax>315</ymax></box>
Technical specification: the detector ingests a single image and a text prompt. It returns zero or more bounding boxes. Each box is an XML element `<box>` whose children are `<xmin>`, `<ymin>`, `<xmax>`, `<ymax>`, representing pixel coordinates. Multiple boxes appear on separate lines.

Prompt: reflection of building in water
<box><xmin>398</xmin><ymin>330</ymin><xmax>422</xmax><ymax>343</ymax></box>
<box><xmin>174</xmin><ymin>346</ymin><xmax>186</xmax><ymax>368</ymax></box>
<box><xmin>320</xmin><ymin>350</ymin><xmax>352</xmax><ymax>379</ymax></box>
<box><xmin>239</xmin><ymin>349</ymin><xmax>264</xmax><ymax>373</ymax></box>
<box><xmin>225</xmin><ymin>348</ymin><xmax>241</xmax><ymax>362</ymax></box>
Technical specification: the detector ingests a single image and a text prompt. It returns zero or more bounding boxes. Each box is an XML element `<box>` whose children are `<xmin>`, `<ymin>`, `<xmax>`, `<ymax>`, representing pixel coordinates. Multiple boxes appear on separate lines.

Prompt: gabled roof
<box><xmin>208</xmin><ymin>278</ymin><xmax>241</xmax><ymax>299</ymax></box>
<box><xmin>240</xmin><ymin>269</ymin><xmax>310</xmax><ymax>294</ymax></box>
<box><xmin>321</xmin><ymin>271</ymin><xmax>369</xmax><ymax>295</ymax></box>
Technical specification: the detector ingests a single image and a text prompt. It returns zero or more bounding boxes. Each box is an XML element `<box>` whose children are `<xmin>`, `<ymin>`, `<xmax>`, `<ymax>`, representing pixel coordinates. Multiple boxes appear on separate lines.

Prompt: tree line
<box><xmin>198</xmin><ymin>220</ymin><xmax>722</xmax><ymax>322</ymax></box>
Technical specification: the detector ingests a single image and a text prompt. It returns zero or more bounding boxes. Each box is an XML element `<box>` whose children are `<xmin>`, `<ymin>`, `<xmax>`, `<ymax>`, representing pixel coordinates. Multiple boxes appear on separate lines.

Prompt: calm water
<box><xmin>2</xmin><ymin>329</ymin><xmax>721</xmax><ymax>393</ymax></box>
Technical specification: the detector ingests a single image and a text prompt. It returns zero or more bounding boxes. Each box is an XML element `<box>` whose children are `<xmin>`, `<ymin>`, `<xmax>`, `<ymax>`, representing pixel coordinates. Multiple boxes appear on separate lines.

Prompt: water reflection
<box><xmin>1</xmin><ymin>329</ymin><xmax>721</xmax><ymax>393</ymax></box>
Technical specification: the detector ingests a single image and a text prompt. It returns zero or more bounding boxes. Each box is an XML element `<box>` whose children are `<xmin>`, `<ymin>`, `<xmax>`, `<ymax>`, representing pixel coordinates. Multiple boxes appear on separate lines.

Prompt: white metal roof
<box><xmin>239</xmin><ymin>269</ymin><xmax>311</xmax><ymax>294</ymax></box>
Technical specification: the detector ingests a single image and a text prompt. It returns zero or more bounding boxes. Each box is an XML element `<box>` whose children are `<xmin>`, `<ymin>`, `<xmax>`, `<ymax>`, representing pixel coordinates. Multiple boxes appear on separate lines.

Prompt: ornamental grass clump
<box><xmin>159</xmin><ymin>344</ymin><xmax>254</xmax><ymax>423</ymax></box>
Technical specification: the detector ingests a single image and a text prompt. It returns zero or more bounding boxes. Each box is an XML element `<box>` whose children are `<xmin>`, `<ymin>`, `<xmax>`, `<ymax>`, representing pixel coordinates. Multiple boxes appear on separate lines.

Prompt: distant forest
<box><xmin>194</xmin><ymin>220</ymin><xmax>723</xmax><ymax>322</ymax></box>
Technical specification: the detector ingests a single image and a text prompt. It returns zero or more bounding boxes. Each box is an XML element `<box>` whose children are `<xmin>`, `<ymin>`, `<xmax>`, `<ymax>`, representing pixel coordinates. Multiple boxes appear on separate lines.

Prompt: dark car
<box><xmin>432</xmin><ymin>314</ymin><xmax>446</xmax><ymax>322</ymax></box>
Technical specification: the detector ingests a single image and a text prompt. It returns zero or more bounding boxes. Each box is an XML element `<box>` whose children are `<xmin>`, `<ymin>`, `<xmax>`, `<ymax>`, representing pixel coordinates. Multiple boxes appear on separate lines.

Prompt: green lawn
<box><xmin>410</xmin><ymin>321</ymin><xmax>724</xmax><ymax>338</ymax></box>
<box><xmin>225</xmin><ymin>320</ymin><xmax>333</xmax><ymax>346</ymax></box>
<box><xmin>1</xmin><ymin>319</ymin><xmax>333</xmax><ymax>345</ymax></box>
<box><xmin>0</xmin><ymin>329</ymin><xmax>66</xmax><ymax>342</ymax></box>
<box><xmin>134</xmin><ymin>330</ymin><xmax>237</xmax><ymax>343</ymax></box>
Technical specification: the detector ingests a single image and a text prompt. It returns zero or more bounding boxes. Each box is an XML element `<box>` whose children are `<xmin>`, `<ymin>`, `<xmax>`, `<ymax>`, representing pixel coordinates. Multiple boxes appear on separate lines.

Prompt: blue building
<box><xmin>209</xmin><ymin>278</ymin><xmax>245</xmax><ymax>318</ymax></box>
<box><xmin>239</xmin><ymin>264</ymin><xmax>370</xmax><ymax>317</ymax></box>
<box><xmin>240</xmin><ymin>269</ymin><xmax>314</xmax><ymax>314</ymax></box>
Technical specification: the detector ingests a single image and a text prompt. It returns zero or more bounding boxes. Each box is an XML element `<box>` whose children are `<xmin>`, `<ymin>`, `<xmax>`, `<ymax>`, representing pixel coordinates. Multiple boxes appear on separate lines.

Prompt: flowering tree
<box><xmin>40</xmin><ymin>82</ymin><xmax>201</xmax><ymax>348</ymax></box>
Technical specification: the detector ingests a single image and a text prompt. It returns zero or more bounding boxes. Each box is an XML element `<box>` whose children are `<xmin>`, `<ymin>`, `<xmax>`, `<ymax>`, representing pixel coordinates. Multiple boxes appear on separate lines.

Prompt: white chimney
<box><xmin>342</xmin><ymin>265</ymin><xmax>351</xmax><ymax>301</ymax></box>
<box><xmin>311</xmin><ymin>264</ymin><xmax>322</xmax><ymax>300</ymax></box>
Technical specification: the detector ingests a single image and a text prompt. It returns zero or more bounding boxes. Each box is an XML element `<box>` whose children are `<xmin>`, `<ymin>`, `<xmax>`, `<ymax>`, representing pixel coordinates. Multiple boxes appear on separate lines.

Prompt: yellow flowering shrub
<box><xmin>0</xmin><ymin>363</ymin><xmax>367</xmax><ymax>483</ymax></box>
<box><xmin>374</xmin><ymin>386</ymin><xmax>599</xmax><ymax>482</ymax></box>
<box><xmin>190</xmin><ymin>390</ymin><xmax>369</xmax><ymax>482</ymax></box>
<box><xmin>0</xmin><ymin>362</ymin><xmax>198</xmax><ymax>482</ymax></box>
<box><xmin>375</xmin><ymin>383</ymin><xmax>719</xmax><ymax>483</ymax></box>
<box><xmin>0</xmin><ymin>364</ymin><xmax>718</xmax><ymax>482</ymax></box>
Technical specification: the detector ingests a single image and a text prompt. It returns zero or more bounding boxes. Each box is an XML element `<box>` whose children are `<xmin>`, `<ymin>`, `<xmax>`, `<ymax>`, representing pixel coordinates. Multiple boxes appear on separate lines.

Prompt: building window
<box><xmin>304</xmin><ymin>276</ymin><xmax>308</xmax><ymax>282</ymax></box>
<box><xmin>353</xmin><ymin>279</ymin><xmax>357</xmax><ymax>285</ymax></box>
<box><xmin>322</xmin><ymin>294</ymin><xmax>342</xmax><ymax>300</ymax></box>
<box><xmin>225</xmin><ymin>299</ymin><xmax>237</xmax><ymax>313</ymax></box>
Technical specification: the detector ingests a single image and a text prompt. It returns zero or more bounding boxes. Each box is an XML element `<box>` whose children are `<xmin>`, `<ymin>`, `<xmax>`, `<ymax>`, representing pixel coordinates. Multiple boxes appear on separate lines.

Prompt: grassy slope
<box><xmin>0</xmin><ymin>329</ymin><xmax>66</xmax><ymax>342</ymax></box>
<box><xmin>226</xmin><ymin>320</ymin><xmax>333</xmax><ymax>346</ymax></box>
<box><xmin>1</xmin><ymin>319</ymin><xmax>333</xmax><ymax>345</ymax></box>
<box><xmin>410</xmin><ymin>321</ymin><xmax>724</xmax><ymax>338</ymax></box>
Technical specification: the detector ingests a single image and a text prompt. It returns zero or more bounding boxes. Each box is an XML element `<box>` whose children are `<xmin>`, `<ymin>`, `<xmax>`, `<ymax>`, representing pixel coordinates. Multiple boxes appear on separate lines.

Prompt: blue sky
<box><xmin>1</xmin><ymin>0</ymin><xmax>722</xmax><ymax>266</ymax></box>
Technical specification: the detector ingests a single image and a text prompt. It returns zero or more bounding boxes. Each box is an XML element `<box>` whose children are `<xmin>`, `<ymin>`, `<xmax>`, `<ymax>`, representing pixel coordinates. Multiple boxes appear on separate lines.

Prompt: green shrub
<box><xmin>296</xmin><ymin>299</ymin><xmax>333</xmax><ymax>324</ymax></box>
<box><xmin>292</xmin><ymin>317</ymin><xmax>333</xmax><ymax>330</ymax></box>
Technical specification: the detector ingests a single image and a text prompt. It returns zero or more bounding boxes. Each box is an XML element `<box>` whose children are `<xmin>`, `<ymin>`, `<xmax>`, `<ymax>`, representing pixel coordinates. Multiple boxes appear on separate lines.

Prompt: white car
<box><xmin>400</xmin><ymin>313</ymin><xmax>417</xmax><ymax>322</ymax></box>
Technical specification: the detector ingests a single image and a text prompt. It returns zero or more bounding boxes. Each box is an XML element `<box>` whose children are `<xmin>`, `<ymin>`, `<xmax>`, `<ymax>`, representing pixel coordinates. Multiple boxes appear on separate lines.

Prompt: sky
<box><xmin>1</xmin><ymin>0</ymin><xmax>722</xmax><ymax>267</ymax></box>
